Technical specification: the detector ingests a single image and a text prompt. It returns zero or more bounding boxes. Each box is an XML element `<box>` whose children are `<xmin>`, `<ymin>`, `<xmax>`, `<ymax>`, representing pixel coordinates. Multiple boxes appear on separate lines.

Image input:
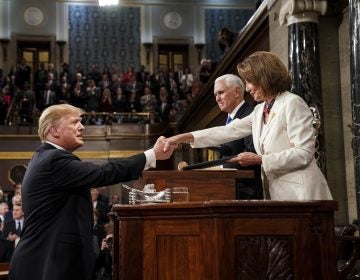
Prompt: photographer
<box><xmin>95</xmin><ymin>234</ymin><xmax>113</xmax><ymax>280</ymax></box>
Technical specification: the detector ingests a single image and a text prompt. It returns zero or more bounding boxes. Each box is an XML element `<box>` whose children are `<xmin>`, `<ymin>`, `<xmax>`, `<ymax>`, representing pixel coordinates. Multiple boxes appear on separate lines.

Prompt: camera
<box><xmin>106</xmin><ymin>237</ymin><xmax>113</xmax><ymax>246</ymax></box>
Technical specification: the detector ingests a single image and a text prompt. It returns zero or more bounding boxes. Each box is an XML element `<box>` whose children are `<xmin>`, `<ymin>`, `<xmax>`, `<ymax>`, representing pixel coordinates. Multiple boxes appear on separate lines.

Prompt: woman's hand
<box><xmin>227</xmin><ymin>152</ymin><xmax>262</xmax><ymax>166</ymax></box>
<box><xmin>152</xmin><ymin>136</ymin><xmax>175</xmax><ymax>160</ymax></box>
<box><xmin>163</xmin><ymin>133</ymin><xmax>194</xmax><ymax>152</ymax></box>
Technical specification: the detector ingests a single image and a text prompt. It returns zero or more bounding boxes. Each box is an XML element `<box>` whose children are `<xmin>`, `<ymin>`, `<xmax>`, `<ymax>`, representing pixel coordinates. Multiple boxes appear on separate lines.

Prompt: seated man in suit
<box><xmin>213</xmin><ymin>74</ymin><xmax>262</xmax><ymax>199</ymax></box>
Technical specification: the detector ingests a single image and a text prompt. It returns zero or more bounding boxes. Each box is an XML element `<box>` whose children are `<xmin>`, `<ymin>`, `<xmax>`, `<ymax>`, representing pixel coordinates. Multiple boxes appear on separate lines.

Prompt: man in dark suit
<box><xmin>1</xmin><ymin>203</ymin><xmax>24</xmax><ymax>258</ymax></box>
<box><xmin>91</xmin><ymin>188</ymin><xmax>109</xmax><ymax>225</ymax></box>
<box><xmin>213</xmin><ymin>74</ymin><xmax>262</xmax><ymax>199</ymax></box>
<box><xmin>8</xmin><ymin>104</ymin><xmax>174</xmax><ymax>280</ymax></box>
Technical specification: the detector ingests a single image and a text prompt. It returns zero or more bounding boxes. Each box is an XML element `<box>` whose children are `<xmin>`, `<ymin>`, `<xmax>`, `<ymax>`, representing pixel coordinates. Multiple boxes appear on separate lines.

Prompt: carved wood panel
<box><xmin>236</xmin><ymin>236</ymin><xmax>294</xmax><ymax>280</ymax></box>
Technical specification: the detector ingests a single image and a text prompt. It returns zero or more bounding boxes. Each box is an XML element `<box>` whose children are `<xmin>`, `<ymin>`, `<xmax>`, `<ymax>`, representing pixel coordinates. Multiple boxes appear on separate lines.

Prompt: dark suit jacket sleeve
<box><xmin>50</xmin><ymin>150</ymin><xmax>146</xmax><ymax>190</ymax></box>
<box><xmin>1</xmin><ymin>220</ymin><xmax>16</xmax><ymax>239</ymax></box>
<box><xmin>0</xmin><ymin>238</ymin><xmax>13</xmax><ymax>262</ymax></box>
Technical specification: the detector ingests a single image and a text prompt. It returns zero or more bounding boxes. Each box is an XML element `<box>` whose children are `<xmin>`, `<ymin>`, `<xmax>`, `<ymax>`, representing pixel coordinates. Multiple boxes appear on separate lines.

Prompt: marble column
<box><xmin>279</xmin><ymin>0</ymin><xmax>327</xmax><ymax>170</ymax></box>
<box><xmin>349</xmin><ymin>0</ymin><xmax>360</xmax><ymax>220</ymax></box>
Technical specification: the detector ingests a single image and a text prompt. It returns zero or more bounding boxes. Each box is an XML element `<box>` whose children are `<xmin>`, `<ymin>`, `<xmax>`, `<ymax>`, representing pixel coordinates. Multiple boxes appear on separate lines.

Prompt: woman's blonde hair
<box><xmin>237</xmin><ymin>51</ymin><xmax>292</xmax><ymax>99</ymax></box>
<box><xmin>38</xmin><ymin>104</ymin><xmax>84</xmax><ymax>141</ymax></box>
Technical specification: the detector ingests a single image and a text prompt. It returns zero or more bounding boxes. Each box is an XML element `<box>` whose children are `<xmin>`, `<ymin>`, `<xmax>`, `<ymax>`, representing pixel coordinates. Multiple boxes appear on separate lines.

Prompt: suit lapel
<box><xmin>234</xmin><ymin>102</ymin><xmax>249</xmax><ymax>119</ymax></box>
<box><xmin>257</xmin><ymin>93</ymin><xmax>285</xmax><ymax>152</ymax></box>
<box><xmin>253</xmin><ymin>105</ymin><xmax>264</xmax><ymax>153</ymax></box>
<box><xmin>260</xmin><ymin>108</ymin><xmax>277</xmax><ymax>142</ymax></box>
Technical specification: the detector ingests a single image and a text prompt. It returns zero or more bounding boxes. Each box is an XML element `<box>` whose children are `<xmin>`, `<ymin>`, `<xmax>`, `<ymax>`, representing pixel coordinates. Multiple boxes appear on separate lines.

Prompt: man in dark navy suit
<box><xmin>213</xmin><ymin>74</ymin><xmax>262</xmax><ymax>199</ymax></box>
<box><xmin>1</xmin><ymin>203</ymin><xmax>24</xmax><ymax>258</ymax></box>
<box><xmin>9</xmin><ymin>104</ymin><xmax>174</xmax><ymax>280</ymax></box>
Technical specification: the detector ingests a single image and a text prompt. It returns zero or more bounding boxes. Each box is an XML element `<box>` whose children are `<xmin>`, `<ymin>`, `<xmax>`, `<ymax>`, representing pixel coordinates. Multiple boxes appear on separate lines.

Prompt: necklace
<box><xmin>263</xmin><ymin>98</ymin><xmax>275</xmax><ymax>114</ymax></box>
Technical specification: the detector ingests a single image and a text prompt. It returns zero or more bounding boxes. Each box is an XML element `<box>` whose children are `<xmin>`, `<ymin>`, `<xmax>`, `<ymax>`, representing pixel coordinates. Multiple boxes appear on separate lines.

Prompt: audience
<box><xmin>1</xmin><ymin>203</ymin><xmax>24</xmax><ymax>257</ymax></box>
<box><xmin>4</xmin><ymin>194</ymin><xmax>21</xmax><ymax>223</ymax></box>
<box><xmin>93</xmin><ymin>209</ymin><xmax>106</xmax><ymax>253</ymax></box>
<box><xmin>91</xmin><ymin>188</ymin><xmax>109</xmax><ymax>226</ymax></box>
<box><xmin>96</xmin><ymin>187</ymin><xmax>110</xmax><ymax>206</ymax></box>
<box><xmin>0</xmin><ymin>202</ymin><xmax>9</xmax><ymax>224</ymax></box>
<box><xmin>199</xmin><ymin>59</ymin><xmax>213</xmax><ymax>84</ymax></box>
<box><xmin>0</xmin><ymin>189</ymin><xmax>4</xmax><ymax>203</ymax></box>
<box><xmin>0</xmin><ymin>60</ymin><xmax>212</xmax><ymax>125</ymax></box>
<box><xmin>107</xmin><ymin>194</ymin><xmax>120</xmax><ymax>212</ymax></box>
<box><xmin>0</xmin><ymin>187</ymin><xmax>22</xmax><ymax>262</ymax></box>
<box><xmin>94</xmin><ymin>222</ymin><xmax>114</xmax><ymax>280</ymax></box>
<box><xmin>140</xmin><ymin>86</ymin><xmax>158</xmax><ymax>113</ymax></box>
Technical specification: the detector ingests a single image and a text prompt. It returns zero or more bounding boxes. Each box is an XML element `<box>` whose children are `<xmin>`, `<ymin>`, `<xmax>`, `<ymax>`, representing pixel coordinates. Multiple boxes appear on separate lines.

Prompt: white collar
<box><xmin>45</xmin><ymin>141</ymin><xmax>65</xmax><ymax>150</ymax></box>
<box><xmin>228</xmin><ymin>100</ymin><xmax>245</xmax><ymax>119</ymax></box>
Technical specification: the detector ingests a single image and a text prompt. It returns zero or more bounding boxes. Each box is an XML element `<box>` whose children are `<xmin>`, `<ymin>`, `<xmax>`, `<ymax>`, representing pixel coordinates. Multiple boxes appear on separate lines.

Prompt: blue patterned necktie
<box><xmin>226</xmin><ymin>115</ymin><xmax>232</xmax><ymax>125</ymax></box>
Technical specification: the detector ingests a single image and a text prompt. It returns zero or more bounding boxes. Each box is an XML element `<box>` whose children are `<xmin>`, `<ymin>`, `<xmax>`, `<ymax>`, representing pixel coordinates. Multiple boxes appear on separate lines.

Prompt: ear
<box><xmin>49</xmin><ymin>126</ymin><xmax>60</xmax><ymax>138</ymax></box>
<box><xmin>235</xmin><ymin>87</ymin><xmax>242</xmax><ymax>98</ymax></box>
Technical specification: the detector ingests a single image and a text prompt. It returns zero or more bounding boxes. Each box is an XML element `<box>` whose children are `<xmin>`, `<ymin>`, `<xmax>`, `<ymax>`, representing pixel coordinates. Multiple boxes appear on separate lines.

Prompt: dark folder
<box><xmin>182</xmin><ymin>155</ymin><xmax>237</xmax><ymax>170</ymax></box>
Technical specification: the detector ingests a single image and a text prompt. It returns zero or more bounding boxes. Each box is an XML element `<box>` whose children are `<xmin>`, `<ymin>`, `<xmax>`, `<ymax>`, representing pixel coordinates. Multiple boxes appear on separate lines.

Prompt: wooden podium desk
<box><xmin>141</xmin><ymin>170</ymin><xmax>255</xmax><ymax>201</ymax></box>
<box><xmin>111</xmin><ymin>200</ymin><xmax>338</xmax><ymax>280</ymax></box>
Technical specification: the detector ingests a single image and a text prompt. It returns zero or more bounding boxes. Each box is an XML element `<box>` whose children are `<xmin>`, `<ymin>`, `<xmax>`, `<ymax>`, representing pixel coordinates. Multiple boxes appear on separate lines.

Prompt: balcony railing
<box><xmin>81</xmin><ymin>112</ymin><xmax>156</xmax><ymax>125</ymax></box>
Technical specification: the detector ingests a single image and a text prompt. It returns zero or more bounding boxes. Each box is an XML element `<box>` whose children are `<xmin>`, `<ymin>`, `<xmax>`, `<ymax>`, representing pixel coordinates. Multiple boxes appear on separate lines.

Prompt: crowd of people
<box><xmin>0</xmin><ymin>60</ymin><xmax>210</xmax><ymax>126</ymax></box>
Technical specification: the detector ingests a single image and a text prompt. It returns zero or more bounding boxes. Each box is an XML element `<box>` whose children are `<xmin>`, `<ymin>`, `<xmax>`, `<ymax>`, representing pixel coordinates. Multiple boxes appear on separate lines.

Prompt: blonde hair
<box><xmin>38</xmin><ymin>104</ymin><xmax>84</xmax><ymax>141</ymax></box>
<box><xmin>237</xmin><ymin>51</ymin><xmax>292</xmax><ymax>99</ymax></box>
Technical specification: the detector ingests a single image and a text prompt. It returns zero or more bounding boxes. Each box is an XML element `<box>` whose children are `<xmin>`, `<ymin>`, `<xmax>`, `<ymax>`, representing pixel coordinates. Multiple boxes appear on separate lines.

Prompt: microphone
<box><xmin>207</xmin><ymin>145</ymin><xmax>232</xmax><ymax>156</ymax></box>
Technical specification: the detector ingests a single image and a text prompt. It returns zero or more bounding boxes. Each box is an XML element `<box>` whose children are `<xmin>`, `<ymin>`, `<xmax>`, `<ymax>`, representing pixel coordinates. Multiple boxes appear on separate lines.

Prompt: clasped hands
<box><xmin>154</xmin><ymin>135</ymin><xmax>262</xmax><ymax>166</ymax></box>
<box><xmin>7</xmin><ymin>232</ymin><xmax>20</xmax><ymax>242</ymax></box>
<box><xmin>152</xmin><ymin>136</ymin><xmax>177</xmax><ymax>160</ymax></box>
<box><xmin>152</xmin><ymin>134</ymin><xmax>189</xmax><ymax>160</ymax></box>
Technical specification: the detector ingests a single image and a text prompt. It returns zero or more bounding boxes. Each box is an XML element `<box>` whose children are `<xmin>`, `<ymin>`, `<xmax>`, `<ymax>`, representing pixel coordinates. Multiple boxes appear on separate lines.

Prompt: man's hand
<box><xmin>227</xmin><ymin>152</ymin><xmax>262</xmax><ymax>166</ymax></box>
<box><xmin>153</xmin><ymin>136</ymin><xmax>175</xmax><ymax>160</ymax></box>
<box><xmin>7</xmin><ymin>232</ymin><xmax>19</xmax><ymax>242</ymax></box>
<box><xmin>163</xmin><ymin>133</ymin><xmax>194</xmax><ymax>152</ymax></box>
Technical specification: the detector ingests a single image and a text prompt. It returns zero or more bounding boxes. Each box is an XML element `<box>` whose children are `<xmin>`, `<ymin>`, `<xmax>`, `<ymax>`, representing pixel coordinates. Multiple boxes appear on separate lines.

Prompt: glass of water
<box><xmin>171</xmin><ymin>187</ymin><xmax>189</xmax><ymax>202</ymax></box>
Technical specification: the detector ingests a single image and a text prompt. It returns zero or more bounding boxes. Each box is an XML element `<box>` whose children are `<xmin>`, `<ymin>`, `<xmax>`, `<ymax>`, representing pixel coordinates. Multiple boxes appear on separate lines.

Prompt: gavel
<box><xmin>177</xmin><ymin>161</ymin><xmax>188</xmax><ymax>171</ymax></box>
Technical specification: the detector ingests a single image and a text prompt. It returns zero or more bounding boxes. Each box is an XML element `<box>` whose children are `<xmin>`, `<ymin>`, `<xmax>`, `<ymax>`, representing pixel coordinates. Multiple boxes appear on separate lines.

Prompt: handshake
<box><xmin>152</xmin><ymin>133</ymin><xmax>194</xmax><ymax>160</ymax></box>
<box><xmin>152</xmin><ymin>133</ymin><xmax>259</xmax><ymax>167</ymax></box>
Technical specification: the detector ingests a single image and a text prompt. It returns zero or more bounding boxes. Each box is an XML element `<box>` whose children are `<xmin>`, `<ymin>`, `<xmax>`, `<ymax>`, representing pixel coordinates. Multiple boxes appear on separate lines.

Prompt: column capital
<box><xmin>279</xmin><ymin>0</ymin><xmax>327</xmax><ymax>26</ymax></box>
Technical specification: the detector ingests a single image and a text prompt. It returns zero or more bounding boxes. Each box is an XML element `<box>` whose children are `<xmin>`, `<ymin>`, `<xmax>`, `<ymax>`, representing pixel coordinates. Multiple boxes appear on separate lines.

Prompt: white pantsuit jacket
<box><xmin>191</xmin><ymin>91</ymin><xmax>332</xmax><ymax>200</ymax></box>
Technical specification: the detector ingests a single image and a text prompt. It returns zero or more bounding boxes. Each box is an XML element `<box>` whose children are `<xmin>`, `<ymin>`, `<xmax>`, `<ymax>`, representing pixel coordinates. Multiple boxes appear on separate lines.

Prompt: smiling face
<box><xmin>214</xmin><ymin>79</ymin><xmax>241</xmax><ymax>113</ymax></box>
<box><xmin>245</xmin><ymin>81</ymin><xmax>264</xmax><ymax>102</ymax></box>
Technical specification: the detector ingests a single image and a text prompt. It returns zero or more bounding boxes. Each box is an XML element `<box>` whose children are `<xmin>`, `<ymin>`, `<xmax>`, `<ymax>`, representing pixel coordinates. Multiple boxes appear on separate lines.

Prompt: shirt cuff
<box><xmin>144</xmin><ymin>149</ymin><xmax>156</xmax><ymax>170</ymax></box>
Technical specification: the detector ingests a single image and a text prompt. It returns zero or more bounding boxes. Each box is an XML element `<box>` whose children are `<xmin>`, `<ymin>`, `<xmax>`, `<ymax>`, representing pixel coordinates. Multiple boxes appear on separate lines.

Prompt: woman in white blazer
<box><xmin>165</xmin><ymin>51</ymin><xmax>332</xmax><ymax>201</ymax></box>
